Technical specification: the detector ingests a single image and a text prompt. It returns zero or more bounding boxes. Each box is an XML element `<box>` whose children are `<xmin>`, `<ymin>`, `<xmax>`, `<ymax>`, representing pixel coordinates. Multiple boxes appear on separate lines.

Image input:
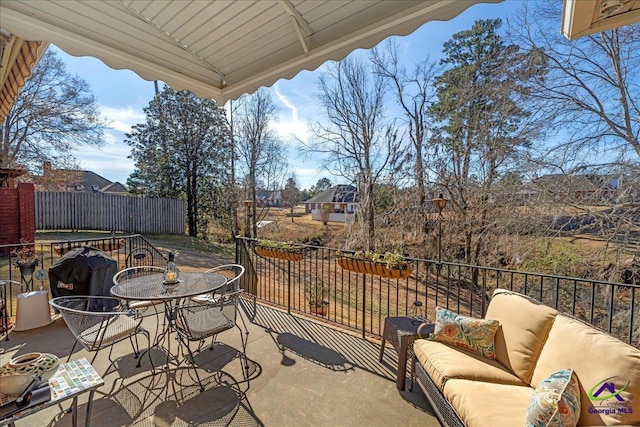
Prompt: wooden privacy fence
<box><xmin>35</xmin><ymin>192</ymin><xmax>185</xmax><ymax>234</ymax></box>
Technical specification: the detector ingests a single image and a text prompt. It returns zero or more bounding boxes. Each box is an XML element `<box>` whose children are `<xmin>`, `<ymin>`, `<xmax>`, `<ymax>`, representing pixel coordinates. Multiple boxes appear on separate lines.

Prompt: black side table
<box><xmin>379</xmin><ymin>316</ymin><xmax>432</xmax><ymax>390</ymax></box>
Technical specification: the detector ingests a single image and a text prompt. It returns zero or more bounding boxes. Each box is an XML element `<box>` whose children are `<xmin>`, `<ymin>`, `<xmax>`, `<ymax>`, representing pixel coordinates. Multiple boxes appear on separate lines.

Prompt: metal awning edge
<box><xmin>0</xmin><ymin>37</ymin><xmax>48</xmax><ymax>126</ymax></box>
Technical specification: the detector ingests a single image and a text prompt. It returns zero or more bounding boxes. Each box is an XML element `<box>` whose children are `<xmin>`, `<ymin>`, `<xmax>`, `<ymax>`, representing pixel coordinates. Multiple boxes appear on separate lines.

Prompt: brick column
<box><xmin>17</xmin><ymin>183</ymin><xmax>36</xmax><ymax>243</ymax></box>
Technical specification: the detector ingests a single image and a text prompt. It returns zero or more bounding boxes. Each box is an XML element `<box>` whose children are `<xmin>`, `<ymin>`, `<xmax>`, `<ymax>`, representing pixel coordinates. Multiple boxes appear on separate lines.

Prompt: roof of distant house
<box><xmin>531</xmin><ymin>173</ymin><xmax>621</xmax><ymax>192</ymax></box>
<box><xmin>256</xmin><ymin>189</ymin><xmax>281</xmax><ymax>199</ymax></box>
<box><xmin>73</xmin><ymin>170</ymin><xmax>112</xmax><ymax>191</ymax></box>
<box><xmin>22</xmin><ymin>162</ymin><xmax>127</xmax><ymax>193</ymax></box>
<box><xmin>305</xmin><ymin>185</ymin><xmax>359</xmax><ymax>204</ymax></box>
<box><xmin>100</xmin><ymin>182</ymin><xmax>128</xmax><ymax>193</ymax></box>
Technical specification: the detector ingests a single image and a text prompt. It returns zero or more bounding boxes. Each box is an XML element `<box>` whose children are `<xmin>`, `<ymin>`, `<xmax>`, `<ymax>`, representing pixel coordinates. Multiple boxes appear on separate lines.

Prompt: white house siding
<box><xmin>311</xmin><ymin>209</ymin><xmax>355</xmax><ymax>223</ymax></box>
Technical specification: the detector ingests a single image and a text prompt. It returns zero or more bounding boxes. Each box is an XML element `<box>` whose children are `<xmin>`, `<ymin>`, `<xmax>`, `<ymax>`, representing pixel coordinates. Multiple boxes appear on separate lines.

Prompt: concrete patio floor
<box><xmin>1</xmin><ymin>298</ymin><xmax>439</xmax><ymax>426</ymax></box>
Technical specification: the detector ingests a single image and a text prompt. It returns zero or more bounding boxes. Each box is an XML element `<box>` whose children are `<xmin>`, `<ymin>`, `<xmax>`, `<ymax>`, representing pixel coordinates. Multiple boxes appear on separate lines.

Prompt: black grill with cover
<box><xmin>48</xmin><ymin>247</ymin><xmax>118</xmax><ymax>311</ymax></box>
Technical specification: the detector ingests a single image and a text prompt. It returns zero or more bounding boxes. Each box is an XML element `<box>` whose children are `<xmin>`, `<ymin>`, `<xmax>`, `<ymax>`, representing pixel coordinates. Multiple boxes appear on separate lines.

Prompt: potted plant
<box><xmin>11</xmin><ymin>242</ymin><xmax>40</xmax><ymax>276</ymax></box>
<box><xmin>255</xmin><ymin>239</ymin><xmax>305</xmax><ymax>262</ymax></box>
<box><xmin>336</xmin><ymin>250</ymin><xmax>412</xmax><ymax>279</ymax></box>
<box><xmin>304</xmin><ymin>278</ymin><xmax>329</xmax><ymax>316</ymax></box>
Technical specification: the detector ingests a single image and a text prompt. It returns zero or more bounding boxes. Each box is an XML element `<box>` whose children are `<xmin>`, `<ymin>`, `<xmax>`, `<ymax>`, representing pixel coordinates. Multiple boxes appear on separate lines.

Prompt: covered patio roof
<box><xmin>0</xmin><ymin>0</ymin><xmax>500</xmax><ymax>111</ymax></box>
<box><xmin>562</xmin><ymin>0</ymin><xmax>640</xmax><ymax>39</ymax></box>
<box><xmin>2</xmin><ymin>1</ymin><xmax>637</xmax><ymax>128</ymax></box>
<box><xmin>0</xmin><ymin>33</ymin><xmax>47</xmax><ymax>124</ymax></box>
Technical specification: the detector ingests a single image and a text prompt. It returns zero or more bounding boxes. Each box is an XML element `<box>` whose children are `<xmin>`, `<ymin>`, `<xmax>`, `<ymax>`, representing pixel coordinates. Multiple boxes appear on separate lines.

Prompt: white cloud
<box><xmin>99</xmin><ymin>105</ymin><xmax>145</xmax><ymax>133</ymax></box>
<box><xmin>273</xmin><ymin>83</ymin><xmax>308</xmax><ymax>144</ymax></box>
<box><xmin>103</xmin><ymin>130</ymin><xmax>117</xmax><ymax>144</ymax></box>
<box><xmin>272</xmin><ymin>119</ymin><xmax>308</xmax><ymax>146</ymax></box>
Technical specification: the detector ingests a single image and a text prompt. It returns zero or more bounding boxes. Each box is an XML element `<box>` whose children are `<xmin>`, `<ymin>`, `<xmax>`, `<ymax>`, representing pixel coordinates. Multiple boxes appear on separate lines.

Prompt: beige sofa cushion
<box><xmin>414</xmin><ymin>339</ymin><xmax>525</xmax><ymax>391</ymax></box>
<box><xmin>531</xmin><ymin>314</ymin><xmax>640</xmax><ymax>426</ymax></box>
<box><xmin>485</xmin><ymin>289</ymin><xmax>557</xmax><ymax>384</ymax></box>
<box><xmin>443</xmin><ymin>379</ymin><xmax>533</xmax><ymax>427</ymax></box>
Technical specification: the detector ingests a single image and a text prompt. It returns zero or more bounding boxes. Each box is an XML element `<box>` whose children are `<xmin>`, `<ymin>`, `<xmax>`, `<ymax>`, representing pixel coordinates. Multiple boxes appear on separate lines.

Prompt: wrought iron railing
<box><xmin>236</xmin><ymin>237</ymin><xmax>639</xmax><ymax>348</ymax></box>
<box><xmin>0</xmin><ymin>234</ymin><xmax>166</xmax><ymax>337</ymax></box>
<box><xmin>0</xmin><ymin>235</ymin><xmax>165</xmax><ymax>325</ymax></box>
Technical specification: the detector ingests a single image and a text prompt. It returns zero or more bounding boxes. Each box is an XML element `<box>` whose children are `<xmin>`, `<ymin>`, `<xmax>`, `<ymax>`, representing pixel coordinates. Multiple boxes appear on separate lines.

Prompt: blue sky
<box><xmin>59</xmin><ymin>0</ymin><xmax>524</xmax><ymax>190</ymax></box>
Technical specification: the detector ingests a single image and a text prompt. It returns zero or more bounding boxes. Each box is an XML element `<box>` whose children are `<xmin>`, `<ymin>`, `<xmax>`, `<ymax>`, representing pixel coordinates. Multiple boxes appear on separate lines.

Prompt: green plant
<box><xmin>256</xmin><ymin>239</ymin><xmax>304</xmax><ymax>252</ymax></box>
<box><xmin>304</xmin><ymin>278</ymin><xmax>329</xmax><ymax>307</ymax></box>
<box><xmin>336</xmin><ymin>250</ymin><xmax>409</xmax><ymax>270</ymax></box>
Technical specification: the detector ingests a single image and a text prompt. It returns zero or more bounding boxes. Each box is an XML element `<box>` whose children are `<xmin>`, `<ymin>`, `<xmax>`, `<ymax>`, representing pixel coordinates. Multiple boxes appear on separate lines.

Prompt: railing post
<box><xmin>287</xmin><ymin>260</ymin><xmax>291</xmax><ymax>314</ymax></box>
<box><xmin>481</xmin><ymin>270</ymin><xmax>486</xmax><ymax>317</ymax></box>
<box><xmin>362</xmin><ymin>273</ymin><xmax>366</xmax><ymax>338</ymax></box>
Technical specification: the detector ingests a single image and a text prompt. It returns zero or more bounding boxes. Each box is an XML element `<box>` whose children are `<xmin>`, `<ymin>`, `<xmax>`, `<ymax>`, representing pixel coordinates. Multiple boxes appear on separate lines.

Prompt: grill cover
<box><xmin>48</xmin><ymin>246</ymin><xmax>118</xmax><ymax>311</ymax></box>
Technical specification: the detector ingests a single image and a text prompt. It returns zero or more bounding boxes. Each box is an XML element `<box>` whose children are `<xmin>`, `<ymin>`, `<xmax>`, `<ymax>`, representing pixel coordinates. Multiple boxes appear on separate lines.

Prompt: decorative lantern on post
<box><xmin>432</xmin><ymin>194</ymin><xmax>449</xmax><ymax>264</ymax></box>
<box><xmin>244</xmin><ymin>199</ymin><xmax>253</xmax><ymax>238</ymax></box>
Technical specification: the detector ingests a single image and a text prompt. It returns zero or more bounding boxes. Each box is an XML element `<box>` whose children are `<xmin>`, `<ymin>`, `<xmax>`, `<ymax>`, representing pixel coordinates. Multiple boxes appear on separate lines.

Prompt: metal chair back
<box><xmin>125</xmin><ymin>247</ymin><xmax>154</xmax><ymax>268</ymax></box>
<box><xmin>113</xmin><ymin>265</ymin><xmax>165</xmax><ymax>285</ymax></box>
<box><xmin>49</xmin><ymin>295</ymin><xmax>153</xmax><ymax>371</ymax></box>
<box><xmin>171</xmin><ymin>265</ymin><xmax>249</xmax><ymax>391</ymax></box>
<box><xmin>191</xmin><ymin>264</ymin><xmax>245</xmax><ymax>304</ymax></box>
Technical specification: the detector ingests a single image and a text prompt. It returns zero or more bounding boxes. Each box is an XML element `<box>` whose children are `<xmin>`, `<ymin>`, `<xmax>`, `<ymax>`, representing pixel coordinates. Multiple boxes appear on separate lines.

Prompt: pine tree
<box><xmin>125</xmin><ymin>86</ymin><xmax>232</xmax><ymax>237</ymax></box>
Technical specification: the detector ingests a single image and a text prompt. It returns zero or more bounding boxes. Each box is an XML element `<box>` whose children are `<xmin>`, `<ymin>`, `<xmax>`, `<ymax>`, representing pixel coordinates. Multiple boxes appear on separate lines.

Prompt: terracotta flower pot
<box><xmin>337</xmin><ymin>257</ymin><xmax>412</xmax><ymax>279</ymax></box>
<box><xmin>256</xmin><ymin>246</ymin><xmax>304</xmax><ymax>261</ymax></box>
<box><xmin>309</xmin><ymin>302</ymin><xmax>328</xmax><ymax>316</ymax></box>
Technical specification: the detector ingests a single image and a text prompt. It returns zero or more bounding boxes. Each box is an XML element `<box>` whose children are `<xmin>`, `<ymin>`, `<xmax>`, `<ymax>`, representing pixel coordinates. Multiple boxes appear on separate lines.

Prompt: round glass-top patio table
<box><xmin>110</xmin><ymin>271</ymin><xmax>228</xmax><ymax>370</ymax></box>
<box><xmin>110</xmin><ymin>271</ymin><xmax>227</xmax><ymax>301</ymax></box>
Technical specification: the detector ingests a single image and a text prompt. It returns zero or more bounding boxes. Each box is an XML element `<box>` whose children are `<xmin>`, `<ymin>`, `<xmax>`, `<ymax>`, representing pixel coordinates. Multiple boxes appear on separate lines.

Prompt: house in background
<box><xmin>528</xmin><ymin>173</ymin><xmax>622</xmax><ymax>204</ymax></box>
<box><xmin>98</xmin><ymin>182</ymin><xmax>128</xmax><ymax>195</ymax></box>
<box><xmin>256</xmin><ymin>189</ymin><xmax>282</xmax><ymax>207</ymax></box>
<box><xmin>305</xmin><ymin>184</ymin><xmax>359</xmax><ymax>223</ymax></box>
<box><xmin>22</xmin><ymin>162</ymin><xmax>127</xmax><ymax>194</ymax></box>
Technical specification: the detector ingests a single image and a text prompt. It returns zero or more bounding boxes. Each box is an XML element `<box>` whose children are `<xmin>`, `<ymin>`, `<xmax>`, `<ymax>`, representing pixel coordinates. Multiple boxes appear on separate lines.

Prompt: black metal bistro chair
<box><xmin>172</xmin><ymin>265</ymin><xmax>249</xmax><ymax>391</ymax></box>
<box><xmin>112</xmin><ymin>266</ymin><xmax>165</xmax><ymax>337</ymax></box>
<box><xmin>49</xmin><ymin>296</ymin><xmax>154</xmax><ymax>374</ymax></box>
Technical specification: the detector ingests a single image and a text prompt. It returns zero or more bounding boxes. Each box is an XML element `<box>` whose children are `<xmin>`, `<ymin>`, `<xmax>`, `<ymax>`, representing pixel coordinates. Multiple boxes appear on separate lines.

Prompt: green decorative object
<box><xmin>34</xmin><ymin>269</ymin><xmax>47</xmax><ymax>281</ymax></box>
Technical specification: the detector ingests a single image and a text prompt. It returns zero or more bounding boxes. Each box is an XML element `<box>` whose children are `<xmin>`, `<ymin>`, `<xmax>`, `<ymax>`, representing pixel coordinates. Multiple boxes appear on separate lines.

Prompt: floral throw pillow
<box><xmin>432</xmin><ymin>307</ymin><xmax>499</xmax><ymax>359</ymax></box>
<box><xmin>526</xmin><ymin>368</ymin><xmax>580</xmax><ymax>427</ymax></box>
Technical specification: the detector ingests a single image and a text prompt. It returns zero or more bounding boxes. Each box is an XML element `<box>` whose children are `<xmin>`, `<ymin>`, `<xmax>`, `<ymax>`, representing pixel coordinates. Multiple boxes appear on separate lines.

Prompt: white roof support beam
<box><xmin>278</xmin><ymin>0</ymin><xmax>313</xmax><ymax>55</ymax></box>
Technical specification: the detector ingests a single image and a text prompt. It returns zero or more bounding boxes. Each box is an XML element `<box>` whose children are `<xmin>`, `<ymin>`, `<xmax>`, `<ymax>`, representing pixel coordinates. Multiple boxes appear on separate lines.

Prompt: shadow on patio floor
<box><xmin>1</xmin><ymin>299</ymin><xmax>438</xmax><ymax>426</ymax></box>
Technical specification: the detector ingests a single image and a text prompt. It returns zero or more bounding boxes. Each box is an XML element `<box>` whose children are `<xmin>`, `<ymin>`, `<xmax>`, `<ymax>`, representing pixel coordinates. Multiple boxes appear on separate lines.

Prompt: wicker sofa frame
<box><xmin>413</xmin><ymin>359</ymin><xmax>464</xmax><ymax>427</ymax></box>
<box><xmin>410</xmin><ymin>293</ymin><xmax>640</xmax><ymax>427</ymax></box>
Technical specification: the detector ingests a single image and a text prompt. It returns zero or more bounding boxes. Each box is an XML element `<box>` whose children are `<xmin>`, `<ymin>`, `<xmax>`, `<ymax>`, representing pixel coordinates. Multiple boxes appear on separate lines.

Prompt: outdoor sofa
<box><xmin>412</xmin><ymin>288</ymin><xmax>640</xmax><ymax>427</ymax></box>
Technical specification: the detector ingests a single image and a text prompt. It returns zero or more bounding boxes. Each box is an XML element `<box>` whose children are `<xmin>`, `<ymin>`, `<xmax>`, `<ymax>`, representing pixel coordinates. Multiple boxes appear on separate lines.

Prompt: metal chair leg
<box><xmin>178</xmin><ymin>336</ymin><xmax>204</xmax><ymax>392</ymax></box>
<box><xmin>67</xmin><ymin>340</ymin><xmax>79</xmax><ymax>362</ymax></box>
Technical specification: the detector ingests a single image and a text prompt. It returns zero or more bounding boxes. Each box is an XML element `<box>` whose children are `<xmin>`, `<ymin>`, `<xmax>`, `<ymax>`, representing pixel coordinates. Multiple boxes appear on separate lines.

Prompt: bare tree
<box><xmin>302</xmin><ymin>56</ymin><xmax>403</xmax><ymax>250</ymax></box>
<box><xmin>320</xmin><ymin>203</ymin><xmax>332</xmax><ymax>234</ymax></box>
<box><xmin>235</xmin><ymin>88</ymin><xmax>287</xmax><ymax>237</ymax></box>
<box><xmin>0</xmin><ymin>49</ymin><xmax>106</xmax><ymax>170</ymax></box>
<box><xmin>507</xmin><ymin>3</ymin><xmax>640</xmax><ymax>269</ymax></box>
<box><xmin>508</xmin><ymin>3</ymin><xmax>640</xmax><ymax>161</ymax></box>
<box><xmin>372</xmin><ymin>40</ymin><xmax>440</xmax><ymax>236</ymax></box>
